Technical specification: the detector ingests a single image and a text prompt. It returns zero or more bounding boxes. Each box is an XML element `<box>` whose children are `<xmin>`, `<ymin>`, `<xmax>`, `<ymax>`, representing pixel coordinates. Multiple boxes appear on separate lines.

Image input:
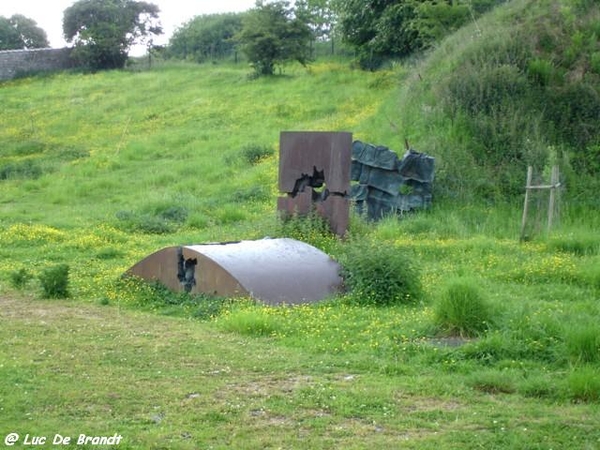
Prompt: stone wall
<box><xmin>0</xmin><ymin>48</ymin><xmax>74</xmax><ymax>81</ymax></box>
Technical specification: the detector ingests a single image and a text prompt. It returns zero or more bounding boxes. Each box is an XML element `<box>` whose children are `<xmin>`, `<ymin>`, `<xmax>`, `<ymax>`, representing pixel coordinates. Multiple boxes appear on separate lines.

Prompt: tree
<box><xmin>236</xmin><ymin>1</ymin><xmax>313</xmax><ymax>76</ymax></box>
<box><xmin>337</xmin><ymin>0</ymin><xmax>420</xmax><ymax>69</ymax></box>
<box><xmin>295</xmin><ymin>0</ymin><xmax>338</xmax><ymax>54</ymax></box>
<box><xmin>337</xmin><ymin>0</ymin><xmax>501</xmax><ymax>70</ymax></box>
<box><xmin>63</xmin><ymin>0</ymin><xmax>162</xmax><ymax>70</ymax></box>
<box><xmin>168</xmin><ymin>13</ymin><xmax>243</xmax><ymax>63</ymax></box>
<box><xmin>0</xmin><ymin>14</ymin><xmax>49</xmax><ymax>50</ymax></box>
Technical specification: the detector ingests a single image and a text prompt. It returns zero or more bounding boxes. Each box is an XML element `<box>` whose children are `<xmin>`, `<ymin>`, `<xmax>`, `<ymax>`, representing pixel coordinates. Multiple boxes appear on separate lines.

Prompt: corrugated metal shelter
<box><xmin>125</xmin><ymin>238</ymin><xmax>343</xmax><ymax>305</ymax></box>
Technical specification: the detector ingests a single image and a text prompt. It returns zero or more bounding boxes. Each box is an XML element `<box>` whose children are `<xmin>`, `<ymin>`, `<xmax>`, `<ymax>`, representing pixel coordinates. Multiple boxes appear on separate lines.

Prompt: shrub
<box><xmin>240</xmin><ymin>144</ymin><xmax>274</xmax><ymax>165</ymax></box>
<box><xmin>0</xmin><ymin>159</ymin><xmax>44</xmax><ymax>180</ymax></box>
<box><xmin>9</xmin><ymin>268</ymin><xmax>32</xmax><ymax>290</ymax></box>
<box><xmin>39</xmin><ymin>264</ymin><xmax>70</xmax><ymax>298</ymax></box>
<box><xmin>434</xmin><ymin>277</ymin><xmax>492</xmax><ymax>337</ymax></box>
<box><xmin>339</xmin><ymin>239</ymin><xmax>422</xmax><ymax>306</ymax></box>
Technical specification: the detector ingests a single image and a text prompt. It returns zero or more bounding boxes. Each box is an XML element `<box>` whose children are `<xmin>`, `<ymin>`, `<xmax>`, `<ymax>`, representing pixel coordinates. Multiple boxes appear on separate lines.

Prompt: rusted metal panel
<box><xmin>279</xmin><ymin>131</ymin><xmax>352</xmax><ymax>194</ymax></box>
<box><xmin>125</xmin><ymin>238</ymin><xmax>343</xmax><ymax>305</ymax></box>
<box><xmin>278</xmin><ymin>131</ymin><xmax>352</xmax><ymax>236</ymax></box>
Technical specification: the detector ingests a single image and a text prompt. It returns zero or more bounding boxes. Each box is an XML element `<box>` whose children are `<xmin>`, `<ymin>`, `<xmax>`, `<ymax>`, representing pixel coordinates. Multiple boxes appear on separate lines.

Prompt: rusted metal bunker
<box><xmin>125</xmin><ymin>238</ymin><xmax>343</xmax><ymax>305</ymax></box>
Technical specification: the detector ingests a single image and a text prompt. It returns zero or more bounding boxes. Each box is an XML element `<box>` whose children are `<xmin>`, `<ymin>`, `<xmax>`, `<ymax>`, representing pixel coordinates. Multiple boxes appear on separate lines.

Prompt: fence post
<box><xmin>520</xmin><ymin>166</ymin><xmax>533</xmax><ymax>240</ymax></box>
<box><xmin>547</xmin><ymin>165</ymin><xmax>559</xmax><ymax>231</ymax></box>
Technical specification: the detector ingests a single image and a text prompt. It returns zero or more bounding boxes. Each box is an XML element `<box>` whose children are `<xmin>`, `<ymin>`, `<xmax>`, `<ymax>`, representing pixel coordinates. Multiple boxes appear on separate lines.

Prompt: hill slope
<box><xmin>0</xmin><ymin>63</ymin><xmax>394</xmax><ymax>229</ymax></box>
<box><xmin>393</xmin><ymin>0</ymin><xmax>600</xmax><ymax>201</ymax></box>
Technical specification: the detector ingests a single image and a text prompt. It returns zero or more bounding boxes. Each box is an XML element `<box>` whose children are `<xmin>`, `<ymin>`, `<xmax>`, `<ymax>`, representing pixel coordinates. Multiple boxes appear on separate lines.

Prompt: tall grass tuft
<box><xmin>218</xmin><ymin>307</ymin><xmax>281</xmax><ymax>337</ymax></box>
<box><xmin>434</xmin><ymin>277</ymin><xmax>492</xmax><ymax>337</ymax></box>
<box><xmin>546</xmin><ymin>232</ymin><xmax>600</xmax><ymax>256</ymax></box>
<box><xmin>565</xmin><ymin>323</ymin><xmax>600</xmax><ymax>365</ymax></box>
<box><xmin>566</xmin><ymin>366</ymin><xmax>600</xmax><ymax>403</ymax></box>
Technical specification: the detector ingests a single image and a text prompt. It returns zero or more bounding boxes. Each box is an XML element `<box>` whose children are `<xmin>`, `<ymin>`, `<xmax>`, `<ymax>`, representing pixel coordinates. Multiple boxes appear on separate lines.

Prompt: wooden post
<box><xmin>547</xmin><ymin>165</ymin><xmax>559</xmax><ymax>231</ymax></box>
<box><xmin>520</xmin><ymin>166</ymin><xmax>533</xmax><ymax>240</ymax></box>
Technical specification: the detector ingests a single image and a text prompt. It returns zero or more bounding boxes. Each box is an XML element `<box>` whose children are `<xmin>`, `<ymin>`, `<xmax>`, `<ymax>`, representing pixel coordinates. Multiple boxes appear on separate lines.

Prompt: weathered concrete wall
<box><xmin>0</xmin><ymin>48</ymin><xmax>74</xmax><ymax>81</ymax></box>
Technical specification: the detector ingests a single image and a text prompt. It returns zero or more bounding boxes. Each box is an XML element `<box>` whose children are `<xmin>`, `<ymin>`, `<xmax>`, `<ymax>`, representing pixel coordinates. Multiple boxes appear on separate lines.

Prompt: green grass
<box><xmin>1</xmin><ymin>2</ymin><xmax>600</xmax><ymax>446</ymax></box>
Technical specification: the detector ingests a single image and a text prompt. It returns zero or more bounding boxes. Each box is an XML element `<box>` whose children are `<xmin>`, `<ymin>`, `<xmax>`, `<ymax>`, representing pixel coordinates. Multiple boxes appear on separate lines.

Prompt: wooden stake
<box><xmin>547</xmin><ymin>165</ymin><xmax>559</xmax><ymax>231</ymax></box>
<box><xmin>521</xmin><ymin>166</ymin><xmax>533</xmax><ymax>240</ymax></box>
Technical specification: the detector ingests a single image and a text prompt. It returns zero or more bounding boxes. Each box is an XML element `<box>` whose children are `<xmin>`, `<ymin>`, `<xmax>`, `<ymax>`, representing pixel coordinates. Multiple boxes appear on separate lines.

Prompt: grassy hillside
<box><xmin>1</xmin><ymin>1</ymin><xmax>600</xmax><ymax>448</ymax></box>
<box><xmin>394</xmin><ymin>0</ymin><xmax>600</xmax><ymax>201</ymax></box>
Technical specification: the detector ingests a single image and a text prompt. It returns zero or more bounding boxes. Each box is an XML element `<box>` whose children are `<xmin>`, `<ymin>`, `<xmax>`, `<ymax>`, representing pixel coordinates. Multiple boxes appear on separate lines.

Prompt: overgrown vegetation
<box><xmin>396</xmin><ymin>0</ymin><xmax>600</xmax><ymax>201</ymax></box>
<box><xmin>38</xmin><ymin>263</ymin><xmax>70</xmax><ymax>298</ymax></box>
<box><xmin>1</xmin><ymin>1</ymin><xmax>599</xmax><ymax>447</ymax></box>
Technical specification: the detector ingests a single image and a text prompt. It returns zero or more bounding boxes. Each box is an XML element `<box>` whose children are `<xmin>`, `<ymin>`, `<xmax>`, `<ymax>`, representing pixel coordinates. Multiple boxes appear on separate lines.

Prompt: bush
<box><xmin>434</xmin><ymin>277</ymin><xmax>492</xmax><ymax>337</ymax></box>
<box><xmin>0</xmin><ymin>159</ymin><xmax>44</xmax><ymax>180</ymax></box>
<box><xmin>9</xmin><ymin>268</ymin><xmax>32</xmax><ymax>290</ymax></box>
<box><xmin>339</xmin><ymin>239</ymin><xmax>422</xmax><ymax>306</ymax></box>
<box><xmin>39</xmin><ymin>264</ymin><xmax>70</xmax><ymax>298</ymax></box>
<box><xmin>240</xmin><ymin>144</ymin><xmax>274</xmax><ymax>165</ymax></box>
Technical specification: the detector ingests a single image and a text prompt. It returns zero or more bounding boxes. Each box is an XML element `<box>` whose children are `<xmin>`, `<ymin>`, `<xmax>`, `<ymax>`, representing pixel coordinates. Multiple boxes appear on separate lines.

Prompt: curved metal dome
<box><xmin>125</xmin><ymin>238</ymin><xmax>343</xmax><ymax>305</ymax></box>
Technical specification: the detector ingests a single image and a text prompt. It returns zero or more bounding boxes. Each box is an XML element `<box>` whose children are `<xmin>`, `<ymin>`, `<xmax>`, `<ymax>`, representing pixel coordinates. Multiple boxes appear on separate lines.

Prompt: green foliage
<box><xmin>236</xmin><ymin>1</ymin><xmax>313</xmax><ymax>76</ymax></box>
<box><xmin>337</xmin><ymin>0</ymin><xmax>507</xmax><ymax>69</ymax></box>
<box><xmin>115</xmin><ymin>277</ymin><xmax>233</xmax><ymax>319</ymax></box>
<box><xmin>38</xmin><ymin>264</ymin><xmax>70</xmax><ymax>299</ymax></box>
<box><xmin>0</xmin><ymin>159</ymin><xmax>44</xmax><ymax>181</ymax></box>
<box><xmin>0</xmin><ymin>14</ymin><xmax>49</xmax><ymax>50</ymax></box>
<box><xmin>167</xmin><ymin>13</ymin><xmax>243</xmax><ymax>63</ymax></box>
<box><xmin>339</xmin><ymin>239</ymin><xmax>422</xmax><ymax>306</ymax></box>
<box><xmin>218</xmin><ymin>306</ymin><xmax>281</xmax><ymax>337</ymax></box>
<box><xmin>115</xmin><ymin>205</ymin><xmax>188</xmax><ymax>234</ymax></box>
<box><xmin>9</xmin><ymin>268</ymin><xmax>32</xmax><ymax>290</ymax></box>
<box><xmin>240</xmin><ymin>143</ymin><xmax>274</xmax><ymax>165</ymax></box>
<box><xmin>467</xmin><ymin>369</ymin><xmax>518</xmax><ymax>394</ymax></box>
<box><xmin>413</xmin><ymin>1</ymin><xmax>471</xmax><ymax>47</ymax></box>
<box><xmin>63</xmin><ymin>0</ymin><xmax>162</xmax><ymax>70</ymax></box>
<box><xmin>565</xmin><ymin>323</ymin><xmax>600</xmax><ymax>365</ymax></box>
<box><xmin>567</xmin><ymin>366</ymin><xmax>600</xmax><ymax>402</ymax></box>
<box><xmin>545</xmin><ymin>232</ymin><xmax>600</xmax><ymax>256</ymax></box>
<box><xmin>278</xmin><ymin>210</ymin><xmax>339</xmax><ymax>254</ymax></box>
<box><xmin>434</xmin><ymin>277</ymin><xmax>492</xmax><ymax>337</ymax></box>
<box><xmin>395</xmin><ymin>0</ymin><xmax>600</xmax><ymax>200</ymax></box>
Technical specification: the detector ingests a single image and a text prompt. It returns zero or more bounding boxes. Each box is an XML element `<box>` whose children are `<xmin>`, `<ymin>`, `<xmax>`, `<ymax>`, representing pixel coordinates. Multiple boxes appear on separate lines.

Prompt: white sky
<box><xmin>0</xmin><ymin>0</ymin><xmax>256</xmax><ymax>53</ymax></box>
